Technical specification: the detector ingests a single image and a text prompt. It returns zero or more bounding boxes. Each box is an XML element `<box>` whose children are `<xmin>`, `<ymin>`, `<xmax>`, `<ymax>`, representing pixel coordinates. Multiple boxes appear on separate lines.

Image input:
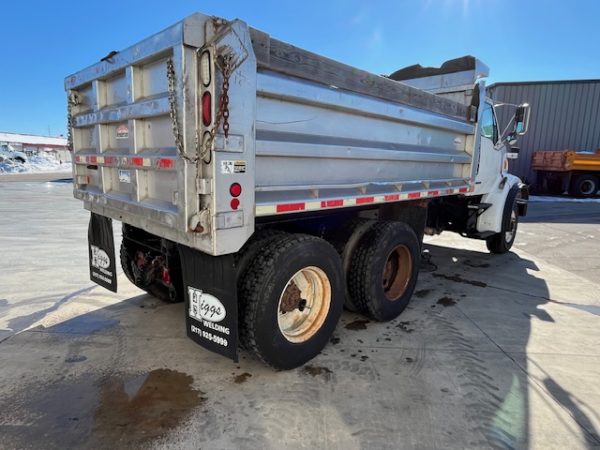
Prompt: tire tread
<box><xmin>239</xmin><ymin>234</ymin><xmax>340</xmax><ymax>369</ymax></box>
<box><xmin>348</xmin><ymin>221</ymin><xmax>418</xmax><ymax>321</ymax></box>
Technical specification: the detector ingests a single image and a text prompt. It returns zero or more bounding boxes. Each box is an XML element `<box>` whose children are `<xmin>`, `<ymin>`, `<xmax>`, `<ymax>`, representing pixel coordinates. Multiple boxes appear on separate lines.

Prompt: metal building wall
<box><xmin>488</xmin><ymin>80</ymin><xmax>600</xmax><ymax>183</ymax></box>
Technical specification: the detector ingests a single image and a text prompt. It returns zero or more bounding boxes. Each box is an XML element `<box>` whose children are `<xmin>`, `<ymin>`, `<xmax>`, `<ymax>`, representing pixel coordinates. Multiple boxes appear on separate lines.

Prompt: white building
<box><xmin>0</xmin><ymin>132</ymin><xmax>71</xmax><ymax>162</ymax></box>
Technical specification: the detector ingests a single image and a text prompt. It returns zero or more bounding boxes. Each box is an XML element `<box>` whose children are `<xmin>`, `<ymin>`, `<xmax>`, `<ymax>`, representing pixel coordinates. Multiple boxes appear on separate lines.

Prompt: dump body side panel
<box><xmin>254</xmin><ymin>71</ymin><xmax>475</xmax><ymax>216</ymax></box>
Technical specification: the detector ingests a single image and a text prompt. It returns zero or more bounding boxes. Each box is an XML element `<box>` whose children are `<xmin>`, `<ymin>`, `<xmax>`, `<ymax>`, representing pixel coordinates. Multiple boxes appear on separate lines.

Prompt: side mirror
<box><xmin>514</xmin><ymin>103</ymin><xmax>530</xmax><ymax>135</ymax></box>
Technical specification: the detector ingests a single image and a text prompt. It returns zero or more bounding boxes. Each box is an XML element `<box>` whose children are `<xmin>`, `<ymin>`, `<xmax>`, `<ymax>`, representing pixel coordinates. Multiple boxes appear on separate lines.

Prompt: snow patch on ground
<box><xmin>530</xmin><ymin>195</ymin><xmax>600</xmax><ymax>203</ymax></box>
<box><xmin>0</xmin><ymin>155</ymin><xmax>72</xmax><ymax>174</ymax></box>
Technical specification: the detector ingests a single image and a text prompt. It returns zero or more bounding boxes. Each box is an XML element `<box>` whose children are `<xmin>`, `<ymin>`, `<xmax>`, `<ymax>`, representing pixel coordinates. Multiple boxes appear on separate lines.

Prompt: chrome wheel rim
<box><xmin>277</xmin><ymin>266</ymin><xmax>331</xmax><ymax>343</ymax></box>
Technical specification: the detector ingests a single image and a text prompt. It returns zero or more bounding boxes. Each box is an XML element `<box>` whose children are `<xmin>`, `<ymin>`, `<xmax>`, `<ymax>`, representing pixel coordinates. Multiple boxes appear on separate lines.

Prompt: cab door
<box><xmin>473</xmin><ymin>101</ymin><xmax>503</xmax><ymax>194</ymax></box>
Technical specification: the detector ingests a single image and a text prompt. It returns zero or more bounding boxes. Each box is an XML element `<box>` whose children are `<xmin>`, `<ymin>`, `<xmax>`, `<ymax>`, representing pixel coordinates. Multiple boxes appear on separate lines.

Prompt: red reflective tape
<box><xmin>131</xmin><ymin>157</ymin><xmax>143</xmax><ymax>166</ymax></box>
<box><xmin>385</xmin><ymin>194</ymin><xmax>400</xmax><ymax>201</ymax></box>
<box><xmin>356</xmin><ymin>196</ymin><xmax>374</xmax><ymax>204</ymax></box>
<box><xmin>75</xmin><ymin>155</ymin><xmax>82</xmax><ymax>163</ymax></box>
<box><xmin>89</xmin><ymin>156</ymin><xmax>97</xmax><ymax>164</ymax></box>
<box><xmin>104</xmin><ymin>156</ymin><xmax>115</xmax><ymax>164</ymax></box>
<box><xmin>408</xmin><ymin>192</ymin><xmax>421</xmax><ymax>199</ymax></box>
<box><xmin>276</xmin><ymin>203</ymin><xmax>305</xmax><ymax>213</ymax></box>
<box><xmin>446</xmin><ymin>188</ymin><xmax>454</xmax><ymax>195</ymax></box>
<box><xmin>321</xmin><ymin>199</ymin><xmax>344</xmax><ymax>208</ymax></box>
<box><xmin>459</xmin><ymin>187</ymin><xmax>468</xmax><ymax>193</ymax></box>
<box><xmin>158</xmin><ymin>158</ymin><xmax>174</xmax><ymax>169</ymax></box>
<box><xmin>428</xmin><ymin>190</ymin><xmax>439</xmax><ymax>197</ymax></box>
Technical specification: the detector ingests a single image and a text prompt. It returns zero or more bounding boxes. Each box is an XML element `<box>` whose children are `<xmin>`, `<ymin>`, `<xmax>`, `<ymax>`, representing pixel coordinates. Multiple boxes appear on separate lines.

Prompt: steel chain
<box><xmin>166</xmin><ymin>58</ymin><xmax>194</xmax><ymax>163</ymax></box>
<box><xmin>66</xmin><ymin>92</ymin><xmax>78</xmax><ymax>153</ymax></box>
<box><xmin>167</xmin><ymin>54</ymin><xmax>232</xmax><ymax>165</ymax></box>
<box><xmin>199</xmin><ymin>54</ymin><xmax>231</xmax><ymax>163</ymax></box>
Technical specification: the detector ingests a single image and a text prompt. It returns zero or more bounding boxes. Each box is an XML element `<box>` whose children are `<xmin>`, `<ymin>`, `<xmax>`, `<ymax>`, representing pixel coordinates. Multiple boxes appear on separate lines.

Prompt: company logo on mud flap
<box><xmin>90</xmin><ymin>245</ymin><xmax>110</xmax><ymax>269</ymax></box>
<box><xmin>188</xmin><ymin>287</ymin><xmax>226</xmax><ymax>322</ymax></box>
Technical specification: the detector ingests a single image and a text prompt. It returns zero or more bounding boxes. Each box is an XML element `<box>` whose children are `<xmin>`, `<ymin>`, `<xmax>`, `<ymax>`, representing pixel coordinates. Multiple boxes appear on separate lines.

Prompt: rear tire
<box><xmin>569</xmin><ymin>174</ymin><xmax>599</xmax><ymax>198</ymax></box>
<box><xmin>325</xmin><ymin>218</ymin><xmax>375</xmax><ymax>313</ymax></box>
<box><xmin>120</xmin><ymin>232</ymin><xmax>184</xmax><ymax>303</ymax></box>
<box><xmin>347</xmin><ymin>222</ymin><xmax>420</xmax><ymax>322</ymax></box>
<box><xmin>120</xmin><ymin>242</ymin><xmax>136</xmax><ymax>285</ymax></box>
<box><xmin>235</xmin><ymin>228</ymin><xmax>287</xmax><ymax>281</ymax></box>
<box><xmin>239</xmin><ymin>234</ymin><xmax>344</xmax><ymax>370</ymax></box>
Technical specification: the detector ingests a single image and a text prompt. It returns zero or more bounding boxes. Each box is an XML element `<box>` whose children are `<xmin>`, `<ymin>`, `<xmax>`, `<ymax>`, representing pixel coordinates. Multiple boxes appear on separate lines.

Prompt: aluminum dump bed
<box><xmin>65</xmin><ymin>13</ymin><xmax>479</xmax><ymax>256</ymax></box>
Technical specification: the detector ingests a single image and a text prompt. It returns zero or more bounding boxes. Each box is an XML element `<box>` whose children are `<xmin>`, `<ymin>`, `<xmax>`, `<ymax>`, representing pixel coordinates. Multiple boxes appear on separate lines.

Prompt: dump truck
<box><xmin>533</xmin><ymin>149</ymin><xmax>600</xmax><ymax>197</ymax></box>
<box><xmin>65</xmin><ymin>13</ymin><xmax>530</xmax><ymax>369</ymax></box>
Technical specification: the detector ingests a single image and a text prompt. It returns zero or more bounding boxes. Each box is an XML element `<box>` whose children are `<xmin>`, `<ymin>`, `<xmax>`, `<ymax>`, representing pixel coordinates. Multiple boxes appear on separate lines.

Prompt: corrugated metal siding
<box><xmin>488</xmin><ymin>81</ymin><xmax>600</xmax><ymax>183</ymax></box>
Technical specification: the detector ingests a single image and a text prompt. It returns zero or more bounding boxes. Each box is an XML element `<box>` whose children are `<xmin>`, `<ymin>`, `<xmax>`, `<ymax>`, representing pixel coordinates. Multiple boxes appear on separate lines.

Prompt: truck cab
<box><xmin>390</xmin><ymin>56</ymin><xmax>530</xmax><ymax>251</ymax></box>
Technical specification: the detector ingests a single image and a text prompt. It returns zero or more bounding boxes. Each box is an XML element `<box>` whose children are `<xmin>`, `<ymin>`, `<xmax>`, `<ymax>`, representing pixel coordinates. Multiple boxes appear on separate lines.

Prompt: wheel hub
<box><xmin>382</xmin><ymin>245</ymin><xmax>412</xmax><ymax>301</ymax></box>
<box><xmin>277</xmin><ymin>266</ymin><xmax>331</xmax><ymax>343</ymax></box>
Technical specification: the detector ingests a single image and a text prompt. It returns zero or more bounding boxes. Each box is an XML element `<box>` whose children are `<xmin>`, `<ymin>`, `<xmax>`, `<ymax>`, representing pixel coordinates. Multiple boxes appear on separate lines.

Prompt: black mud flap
<box><xmin>88</xmin><ymin>212</ymin><xmax>117</xmax><ymax>292</ymax></box>
<box><xmin>178</xmin><ymin>245</ymin><xmax>238</xmax><ymax>362</ymax></box>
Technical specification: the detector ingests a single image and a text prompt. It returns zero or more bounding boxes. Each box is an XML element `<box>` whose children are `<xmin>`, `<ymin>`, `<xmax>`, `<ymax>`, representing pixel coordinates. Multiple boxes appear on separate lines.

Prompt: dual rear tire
<box><xmin>346</xmin><ymin>222</ymin><xmax>420</xmax><ymax>321</ymax></box>
<box><xmin>238</xmin><ymin>222</ymin><xmax>421</xmax><ymax>369</ymax></box>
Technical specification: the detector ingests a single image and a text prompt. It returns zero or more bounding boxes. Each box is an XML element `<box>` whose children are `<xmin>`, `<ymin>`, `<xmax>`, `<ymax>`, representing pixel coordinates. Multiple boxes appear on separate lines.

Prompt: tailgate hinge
<box><xmin>196</xmin><ymin>178</ymin><xmax>212</xmax><ymax>195</ymax></box>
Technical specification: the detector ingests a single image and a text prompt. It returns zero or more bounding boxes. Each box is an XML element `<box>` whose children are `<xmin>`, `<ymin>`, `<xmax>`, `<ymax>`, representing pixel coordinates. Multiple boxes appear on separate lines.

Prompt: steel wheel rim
<box><xmin>505</xmin><ymin>209</ymin><xmax>517</xmax><ymax>243</ymax></box>
<box><xmin>580</xmin><ymin>180</ymin><xmax>596</xmax><ymax>195</ymax></box>
<box><xmin>382</xmin><ymin>245</ymin><xmax>412</xmax><ymax>301</ymax></box>
<box><xmin>277</xmin><ymin>266</ymin><xmax>331</xmax><ymax>343</ymax></box>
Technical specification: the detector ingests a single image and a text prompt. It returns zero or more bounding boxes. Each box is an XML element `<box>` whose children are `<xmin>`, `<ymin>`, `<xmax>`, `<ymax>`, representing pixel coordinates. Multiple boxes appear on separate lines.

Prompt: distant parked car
<box><xmin>0</xmin><ymin>145</ymin><xmax>28</xmax><ymax>164</ymax></box>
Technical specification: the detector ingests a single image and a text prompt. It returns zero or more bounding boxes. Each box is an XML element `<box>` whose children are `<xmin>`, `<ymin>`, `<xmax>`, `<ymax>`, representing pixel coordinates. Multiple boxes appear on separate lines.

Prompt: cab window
<box><xmin>480</xmin><ymin>103</ymin><xmax>498</xmax><ymax>143</ymax></box>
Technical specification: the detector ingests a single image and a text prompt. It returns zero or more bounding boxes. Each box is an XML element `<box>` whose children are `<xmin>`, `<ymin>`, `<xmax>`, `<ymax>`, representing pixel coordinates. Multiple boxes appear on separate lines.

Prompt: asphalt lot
<box><xmin>0</xmin><ymin>178</ymin><xmax>599</xmax><ymax>450</ymax></box>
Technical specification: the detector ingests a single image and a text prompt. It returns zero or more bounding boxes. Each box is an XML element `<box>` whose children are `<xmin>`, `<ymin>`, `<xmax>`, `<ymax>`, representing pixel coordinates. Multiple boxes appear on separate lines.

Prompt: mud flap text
<box><xmin>178</xmin><ymin>245</ymin><xmax>238</xmax><ymax>362</ymax></box>
<box><xmin>88</xmin><ymin>213</ymin><xmax>117</xmax><ymax>292</ymax></box>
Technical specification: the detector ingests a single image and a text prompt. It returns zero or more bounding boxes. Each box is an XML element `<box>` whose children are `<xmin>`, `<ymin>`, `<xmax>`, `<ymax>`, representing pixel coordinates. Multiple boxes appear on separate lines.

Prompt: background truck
<box><xmin>65</xmin><ymin>13</ymin><xmax>529</xmax><ymax>369</ymax></box>
<box><xmin>532</xmin><ymin>149</ymin><xmax>600</xmax><ymax>197</ymax></box>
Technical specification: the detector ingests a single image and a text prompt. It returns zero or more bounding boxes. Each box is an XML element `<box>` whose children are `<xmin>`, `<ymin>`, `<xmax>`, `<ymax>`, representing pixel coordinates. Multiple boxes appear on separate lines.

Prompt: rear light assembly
<box><xmin>229</xmin><ymin>183</ymin><xmax>242</xmax><ymax>210</ymax></box>
<box><xmin>199</xmin><ymin>50</ymin><xmax>211</xmax><ymax>87</ymax></box>
<box><xmin>229</xmin><ymin>183</ymin><xmax>242</xmax><ymax>197</ymax></box>
<box><xmin>202</xmin><ymin>92</ymin><xmax>212</xmax><ymax>126</ymax></box>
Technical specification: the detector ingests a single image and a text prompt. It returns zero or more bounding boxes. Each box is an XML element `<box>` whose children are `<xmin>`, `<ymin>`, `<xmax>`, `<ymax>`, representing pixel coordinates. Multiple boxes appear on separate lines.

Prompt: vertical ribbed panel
<box><xmin>489</xmin><ymin>80</ymin><xmax>600</xmax><ymax>183</ymax></box>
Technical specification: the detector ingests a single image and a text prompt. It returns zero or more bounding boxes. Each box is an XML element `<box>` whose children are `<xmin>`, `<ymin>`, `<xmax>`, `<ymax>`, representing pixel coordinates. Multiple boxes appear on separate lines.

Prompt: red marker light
<box><xmin>202</xmin><ymin>92</ymin><xmax>211</xmax><ymax>126</ymax></box>
<box><xmin>230</xmin><ymin>198</ymin><xmax>240</xmax><ymax>210</ymax></box>
<box><xmin>229</xmin><ymin>182</ymin><xmax>242</xmax><ymax>197</ymax></box>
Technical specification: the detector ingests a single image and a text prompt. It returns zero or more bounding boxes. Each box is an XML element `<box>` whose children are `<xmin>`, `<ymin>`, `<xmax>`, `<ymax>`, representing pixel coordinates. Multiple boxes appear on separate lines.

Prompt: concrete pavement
<box><xmin>0</xmin><ymin>181</ymin><xmax>599</xmax><ymax>449</ymax></box>
<box><xmin>0</xmin><ymin>171</ymin><xmax>72</xmax><ymax>183</ymax></box>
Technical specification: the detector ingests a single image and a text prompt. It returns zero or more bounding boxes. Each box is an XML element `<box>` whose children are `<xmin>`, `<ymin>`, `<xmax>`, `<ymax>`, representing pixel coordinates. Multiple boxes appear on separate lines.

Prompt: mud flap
<box><xmin>178</xmin><ymin>245</ymin><xmax>238</xmax><ymax>362</ymax></box>
<box><xmin>88</xmin><ymin>212</ymin><xmax>117</xmax><ymax>292</ymax></box>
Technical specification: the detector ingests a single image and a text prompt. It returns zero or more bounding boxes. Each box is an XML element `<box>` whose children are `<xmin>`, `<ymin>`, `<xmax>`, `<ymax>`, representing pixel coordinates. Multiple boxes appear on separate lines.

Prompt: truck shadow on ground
<box><xmin>1</xmin><ymin>243</ymin><xmax>599</xmax><ymax>449</ymax></box>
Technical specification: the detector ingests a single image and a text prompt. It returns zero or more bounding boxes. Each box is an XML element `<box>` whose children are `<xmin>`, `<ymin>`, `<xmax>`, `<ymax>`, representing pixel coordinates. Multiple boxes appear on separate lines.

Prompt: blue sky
<box><xmin>2</xmin><ymin>0</ymin><xmax>599</xmax><ymax>136</ymax></box>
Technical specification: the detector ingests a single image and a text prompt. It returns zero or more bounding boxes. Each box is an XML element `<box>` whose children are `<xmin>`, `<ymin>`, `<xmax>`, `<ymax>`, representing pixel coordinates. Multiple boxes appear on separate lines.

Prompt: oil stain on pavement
<box><xmin>91</xmin><ymin>369</ymin><xmax>205</xmax><ymax>447</ymax></box>
<box><xmin>0</xmin><ymin>368</ymin><xmax>204</xmax><ymax>449</ymax></box>
<box><xmin>345</xmin><ymin>319</ymin><xmax>370</xmax><ymax>330</ymax></box>
<box><xmin>437</xmin><ymin>296</ymin><xmax>457</xmax><ymax>307</ymax></box>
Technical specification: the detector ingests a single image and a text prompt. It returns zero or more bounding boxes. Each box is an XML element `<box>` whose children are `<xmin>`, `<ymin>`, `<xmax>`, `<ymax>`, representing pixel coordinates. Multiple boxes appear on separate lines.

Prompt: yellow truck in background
<box><xmin>532</xmin><ymin>149</ymin><xmax>600</xmax><ymax>197</ymax></box>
